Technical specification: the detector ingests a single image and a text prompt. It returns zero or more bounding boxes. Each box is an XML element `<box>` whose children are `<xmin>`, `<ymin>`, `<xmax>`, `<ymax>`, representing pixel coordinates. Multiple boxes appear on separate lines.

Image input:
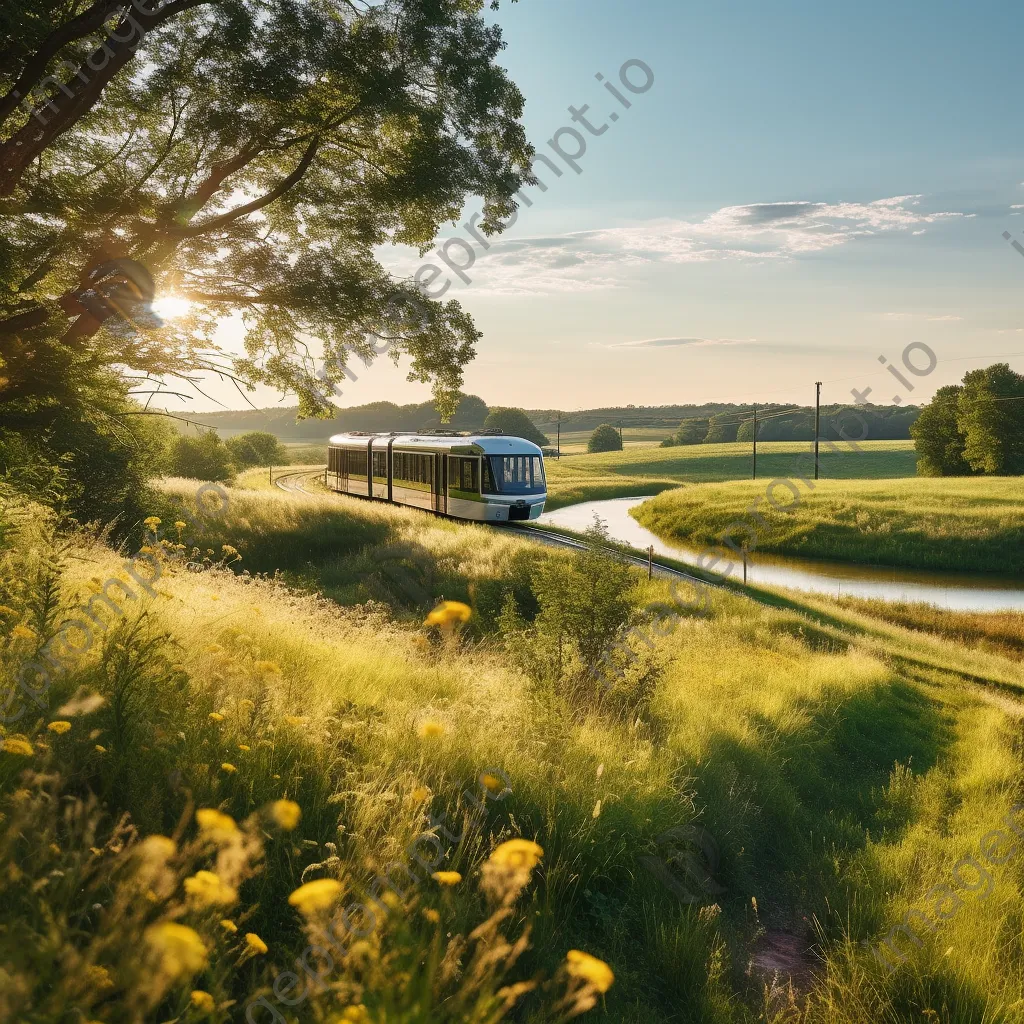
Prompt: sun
<box><xmin>151</xmin><ymin>294</ymin><xmax>193</xmax><ymax>320</ymax></box>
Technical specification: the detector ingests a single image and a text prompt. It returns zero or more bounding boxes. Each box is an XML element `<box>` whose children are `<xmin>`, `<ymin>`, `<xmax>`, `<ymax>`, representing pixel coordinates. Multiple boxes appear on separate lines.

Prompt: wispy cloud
<box><xmin>610</xmin><ymin>336</ymin><xmax>753</xmax><ymax>349</ymax></box>
<box><xmin>880</xmin><ymin>312</ymin><xmax>963</xmax><ymax>322</ymax></box>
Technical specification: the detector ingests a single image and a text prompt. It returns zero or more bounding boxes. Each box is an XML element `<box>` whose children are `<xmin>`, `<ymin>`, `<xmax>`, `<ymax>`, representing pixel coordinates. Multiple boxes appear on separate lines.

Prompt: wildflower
<box><xmin>90</xmin><ymin>847</ymin><xmax>103</xmax><ymax>856</ymax></box>
<box><xmin>184</xmin><ymin>870</ymin><xmax>238</xmax><ymax>907</ymax></box>
<box><xmin>245</xmin><ymin>932</ymin><xmax>268</xmax><ymax>955</ymax></box>
<box><xmin>418</xmin><ymin>720</ymin><xmax>445</xmax><ymax>739</ymax></box>
<box><xmin>237</xmin><ymin>743</ymin><xmax>250</xmax><ymax>752</ymax></box>
<box><xmin>1</xmin><ymin>738</ymin><xmax>34</xmax><ymax>757</ymax></box>
<box><xmin>592</xmin><ymin>799</ymin><xmax>602</xmax><ymax>819</ymax></box>
<box><xmin>139</xmin><ymin>835</ymin><xmax>177</xmax><ymax>861</ymax></box>
<box><xmin>208</xmin><ymin>712</ymin><xmax>224</xmax><ymax>722</ymax></box>
<box><xmin>220</xmin><ymin>762</ymin><xmax>237</xmax><ymax>774</ymax></box>
<box><xmin>86</xmin><ymin>964</ymin><xmax>114</xmax><ymax>990</ymax></box>
<box><xmin>423</xmin><ymin>600</ymin><xmax>472</xmax><ymax>628</ymax></box>
<box><xmin>219</xmin><ymin>919</ymin><xmax>238</xmax><ymax>933</ymax></box>
<box><xmin>210</xmin><ymin>594</ymin><xmax>219</xmax><ymax>601</ymax></box>
<box><xmin>174</xmin><ymin>521</ymin><xmax>187</xmax><ymax>531</ymax></box>
<box><xmin>0</xmin><ymin>605</ymin><xmax>17</xmax><ymax>617</ymax></box>
<box><xmin>410</xmin><ymin>786</ymin><xmax>430</xmax><ymax>803</ymax></box>
<box><xmin>10</xmin><ymin>624</ymin><xmax>35</xmax><ymax>640</ymax></box>
<box><xmin>255</xmin><ymin>660</ymin><xmax>281</xmax><ymax>675</ymax></box>
<box><xmin>565</xmin><ymin>950</ymin><xmax>614</xmax><ymax>993</ymax></box>
<box><xmin>288</xmin><ymin>879</ymin><xmax>343</xmax><ymax>915</ymax></box>
<box><xmin>283</xmin><ymin>715</ymin><xmax>306</xmax><ymax>727</ymax></box>
<box><xmin>143</xmin><ymin>516</ymin><xmax>161</xmax><ymax>529</ymax></box>
<box><xmin>195</xmin><ymin>808</ymin><xmax>238</xmax><ymax>842</ymax></box>
<box><xmin>144</xmin><ymin>922</ymin><xmax>207</xmax><ymax>978</ymax></box>
<box><xmin>480</xmin><ymin>773</ymin><xmax>505</xmax><ymax>795</ymax></box>
<box><xmin>49</xmin><ymin>843</ymin><xmax>60</xmax><ymax>856</ymax></box>
<box><xmin>269</xmin><ymin>799</ymin><xmax>301</xmax><ymax>830</ymax></box>
<box><xmin>190</xmin><ymin>990</ymin><xmax>216</xmax><ymax>1012</ymax></box>
<box><xmin>341</xmin><ymin>1007</ymin><xmax>370</xmax><ymax>1023</ymax></box>
<box><xmin>422</xmin><ymin>907</ymin><xmax>440</xmax><ymax>924</ymax></box>
<box><xmin>431</xmin><ymin>871</ymin><xmax>462</xmax><ymax>886</ymax></box>
<box><xmin>489</xmin><ymin>839</ymin><xmax>543</xmax><ymax>871</ymax></box>
<box><xmin>222</xmin><ymin>544</ymin><xmax>240</xmax><ymax>558</ymax></box>
<box><xmin>46</xmin><ymin>720</ymin><xmax>71</xmax><ymax>734</ymax></box>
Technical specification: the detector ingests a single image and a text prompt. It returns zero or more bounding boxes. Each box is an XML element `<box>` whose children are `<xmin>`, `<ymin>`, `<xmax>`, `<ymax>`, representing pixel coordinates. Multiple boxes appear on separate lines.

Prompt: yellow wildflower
<box><xmin>10</xmin><ymin>624</ymin><xmax>35</xmax><ymax>640</ymax></box>
<box><xmin>422</xmin><ymin>907</ymin><xmax>440</xmax><ymax>924</ymax></box>
<box><xmin>86</xmin><ymin>964</ymin><xmax>114</xmax><ymax>990</ymax></box>
<box><xmin>418</xmin><ymin>720</ymin><xmax>445</xmax><ymax>739</ymax></box>
<box><xmin>269</xmin><ymin>799</ymin><xmax>301</xmax><ymax>830</ymax></box>
<box><xmin>174</xmin><ymin>521</ymin><xmax>187</xmax><ymax>531</ymax></box>
<box><xmin>1</xmin><ymin>738</ymin><xmax>34</xmax><ymax>756</ymax></box>
<box><xmin>237</xmin><ymin>743</ymin><xmax>250</xmax><ymax>751</ymax></box>
<box><xmin>46</xmin><ymin>720</ymin><xmax>71</xmax><ymax>734</ymax></box>
<box><xmin>565</xmin><ymin>950</ymin><xmax>615</xmax><ymax>993</ymax></box>
<box><xmin>49</xmin><ymin>843</ymin><xmax>60</xmax><ymax>856</ymax></box>
<box><xmin>195</xmin><ymin>808</ymin><xmax>238</xmax><ymax>841</ymax></box>
<box><xmin>431</xmin><ymin>871</ymin><xmax>462</xmax><ymax>886</ymax></box>
<box><xmin>255</xmin><ymin>660</ymin><xmax>281</xmax><ymax>675</ymax></box>
<box><xmin>220</xmin><ymin>762</ymin><xmax>237</xmax><ymax>774</ymax></box>
<box><xmin>208</xmin><ymin>712</ymin><xmax>224</xmax><ymax>722</ymax></box>
<box><xmin>245</xmin><ymin>932</ymin><xmax>268</xmax><ymax>955</ymax></box>
<box><xmin>423</xmin><ymin>600</ymin><xmax>472</xmax><ymax>628</ymax></box>
<box><xmin>410</xmin><ymin>786</ymin><xmax>430</xmax><ymax>802</ymax></box>
<box><xmin>0</xmin><ymin>605</ymin><xmax>17</xmax><ymax>617</ymax></box>
<box><xmin>144</xmin><ymin>922</ymin><xmax>207</xmax><ymax>978</ymax></box>
<box><xmin>489</xmin><ymin>839</ymin><xmax>543</xmax><ymax>871</ymax></box>
<box><xmin>283</xmin><ymin>715</ymin><xmax>306</xmax><ymax>727</ymax></box>
<box><xmin>94</xmin><ymin>744</ymin><xmax>107</xmax><ymax>754</ymax></box>
<box><xmin>190</xmin><ymin>990</ymin><xmax>216</xmax><ymax>1012</ymax></box>
<box><xmin>138</xmin><ymin>835</ymin><xmax>177</xmax><ymax>861</ymax></box>
<box><xmin>219</xmin><ymin>919</ymin><xmax>238</xmax><ymax>933</ymax></box>
<box><xmin>184</xmin><ymin>870</ymin><xmax>238</xmax><ymax>907</ymax></box>
<box><xmin>341</xmin><ymin>1007</ymin><xmax>370</xmax><ymax>1023</ymax></box>
<box><xmin>480</xmin><ymin>773</ymin><xmax>505</xmax><ymax>795</ymax></box>
<box><xmin>143</xmin><ymin>516</ymin><xmax>161</xmax><ymax>529</ymax></box>
<box><xmin>288</xmin><ymin>879</ymin><xmax>343</xmax><ymax>915</ymax></box>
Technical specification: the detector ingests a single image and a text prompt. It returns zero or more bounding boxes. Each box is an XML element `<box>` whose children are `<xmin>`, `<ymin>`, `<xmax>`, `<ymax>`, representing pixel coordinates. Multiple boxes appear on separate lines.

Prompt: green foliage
<box><xmin>702</xmin><ymin>414</ymin><xmax>739</xmax><ymax>445</ymax></box>
<box><xmin>911</xmin><ymin>364</ymin><xmax>1024</xmax><ymax>476</ymax></box>
<box><xmin>957</xmin><ymin>363</ymin><xmax>1024</xmax><ymax>474</ymax></box>
<box><xmin>587</xmin><ymin>424</ymin><xmax>623</xmax><ymax>454</ymax></box>
<box><xmin>910</xmin><ymin>385</ymin><xmax>971</xmax><ymax>476</ymax></box>
<box><xmin>1</xmin><ymin>1</ymin><xmax>534</xmax><ymax>420</ymax></box>
<box><xmin>225</xmin><ymin>431</ymin><xmax>287</xmax><ymax>469</ymax></box>
<box><xmin>673</xmin><ymin>418</ymin><xmax>710</xmax><ymax>445</ymax></box>
<box><xmin>482</xmin><ymin>407</ymin><xmax>549</xmax><ymax>446</ymax></box>
<box><xmin>166</xmin><ymin>432</ymin><xmax>233</xmax><ymax>482</ymax></box>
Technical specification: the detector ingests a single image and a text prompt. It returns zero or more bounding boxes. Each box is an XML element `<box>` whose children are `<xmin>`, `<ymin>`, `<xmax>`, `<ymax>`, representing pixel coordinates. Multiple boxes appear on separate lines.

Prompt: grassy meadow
<box><xmin>632</xmin><ymin>477</ymin><xmax>1024</xmax><ymax>574</ymax></box>
<box><xmin>3</xmin><ymin>478</ymin><xmax>1024</xmax><ymax>1022</ymax></box>
<box><xmin>543</xmin><ymin>440</ymin><xmax>917</xmax><ymax>510</ymax></box>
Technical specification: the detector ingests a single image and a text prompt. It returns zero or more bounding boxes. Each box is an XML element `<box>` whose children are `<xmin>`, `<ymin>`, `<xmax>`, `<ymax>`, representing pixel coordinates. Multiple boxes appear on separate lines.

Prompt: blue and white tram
<box><xmin>326</xmin><ymin>431</ymin><xmax>547</xmax><ymax>523</ymax></box>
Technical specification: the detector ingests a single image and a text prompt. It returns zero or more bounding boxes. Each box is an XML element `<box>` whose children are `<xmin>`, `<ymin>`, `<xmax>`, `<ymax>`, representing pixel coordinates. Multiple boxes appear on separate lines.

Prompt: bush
<box><xmin>587</xmin><ymin>424</ymin><xmax>622</xmax><ymax>453</ymax></box>
<box><xmin>225</xmin><ymin>431</ymin><xmax>287</xmax><ymax>469</ymax></box>
<box><xmin>166</xmin><ymin>432</ymin><xmax>233</xmax><ymax>481</ymax></box>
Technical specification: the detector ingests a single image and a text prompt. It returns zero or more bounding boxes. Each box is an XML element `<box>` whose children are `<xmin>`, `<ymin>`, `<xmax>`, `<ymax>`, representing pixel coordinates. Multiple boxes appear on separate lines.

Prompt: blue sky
<box><xmin>179</xmin><ymin>0</ymin><xmax>1024</xmax><ymax>413</ymax></box>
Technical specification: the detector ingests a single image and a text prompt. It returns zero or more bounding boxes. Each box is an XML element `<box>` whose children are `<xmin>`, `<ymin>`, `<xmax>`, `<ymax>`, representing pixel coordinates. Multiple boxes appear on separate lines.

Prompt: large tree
<box><xmin>910</xmin><ymin>384</ymin><xmax>971</xmax><ymax>476</ymax></box>
<box><xmin>0</xmin><ymin>0</ymin><xmax>532</xmax><ymax>444</ymax></box>
<box><xmin>482</xmin><ymin>406</ymin><xmax>548</xmax><ymax>446</ymax></box>
<box><xmin>957</xmin><ymin>363</ymin><xmax>1024</xmax><ymax>475</ymax></box>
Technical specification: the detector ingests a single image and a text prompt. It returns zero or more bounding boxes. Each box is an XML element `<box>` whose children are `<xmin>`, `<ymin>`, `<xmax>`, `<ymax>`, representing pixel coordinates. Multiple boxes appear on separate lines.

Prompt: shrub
<box><xmin>225</xmin><ymin>432</ymin><xmax>288</xmax><ymax>469</ymax></box>
<box><xmin>587</xmin><ymin>424</ymin><xmax>622</xmax><ymax>453</ymax></box>
<box><xmin>167</xmin><ymin>433</ymin><xmax>233</xmax><ymax>481</ymax></box>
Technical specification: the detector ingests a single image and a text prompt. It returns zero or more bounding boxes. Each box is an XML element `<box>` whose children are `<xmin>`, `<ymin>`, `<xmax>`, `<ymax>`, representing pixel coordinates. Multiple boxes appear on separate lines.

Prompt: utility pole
<box><xmin>752</xmin><ymin>405</ymin><xmax>757</xmax><ymax>480</ymax></box>
<box><xmin>814</xmin><ymin>382</ymin><xmax>822</xmax><ymax>480</ymax></box>
<box><xmin>556</xmin><ymin>411</ymin><xmax>561</xmax><ymax>459</ymax></box>
<box><xmin>618</xmin><ymin>421</ymin><xmax>623</xmax><ymax>449</ymax></box>
<box><xmin>648</xmin><ymin>544</ymin><xmax>654</xmax><ymax>580</ymax></box>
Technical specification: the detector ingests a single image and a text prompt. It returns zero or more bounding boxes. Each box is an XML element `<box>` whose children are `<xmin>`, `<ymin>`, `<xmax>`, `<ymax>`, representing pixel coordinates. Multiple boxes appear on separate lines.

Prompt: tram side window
<box><xmin>449</xmin><ymin>456</ymin><xmax>478</xmax><ymax>493</ymax></box>
<box><xmin>348</xmin><ymin>448</ymin><xmax>367</xmax><ymax>479</ymax></box>
<box><xmin>372</xmin><ymin>451</ymin><xmax>387</xmax><ymax>480</ymax></box>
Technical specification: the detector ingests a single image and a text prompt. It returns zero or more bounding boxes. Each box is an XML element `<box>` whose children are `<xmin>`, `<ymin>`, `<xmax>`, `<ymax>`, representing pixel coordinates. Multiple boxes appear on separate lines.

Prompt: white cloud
<box><xmin>881</xmin><ymin>312</ymin><xmax>963</xmax><ymax>322</ymax></box>
<box><xmin>381</xmin><ymin>195</ymin><xmax>968</xmax><ymax>297</ymax></box>
<box><xmin>610</xmin><ymin>336</ymin><xmax>753</xmax><ymax>349</ymax></box>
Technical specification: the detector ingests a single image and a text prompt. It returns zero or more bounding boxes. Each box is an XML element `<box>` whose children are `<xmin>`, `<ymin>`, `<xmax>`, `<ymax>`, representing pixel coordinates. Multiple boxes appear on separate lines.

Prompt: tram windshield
<box><xmin>484</xmin><ymin>455</ymin><xmax>546</xmax><ymax>494</ymax></box>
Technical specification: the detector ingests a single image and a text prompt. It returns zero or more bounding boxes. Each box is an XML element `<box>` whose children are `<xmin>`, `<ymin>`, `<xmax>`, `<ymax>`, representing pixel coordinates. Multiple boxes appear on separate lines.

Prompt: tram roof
<box><xmin>327</xmin><ymin>432</ymin><xmax>544</xmax><ymax>456</ymax></box>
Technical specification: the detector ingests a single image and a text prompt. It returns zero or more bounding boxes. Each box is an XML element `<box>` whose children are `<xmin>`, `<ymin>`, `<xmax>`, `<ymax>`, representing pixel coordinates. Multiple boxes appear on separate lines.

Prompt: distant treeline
<box><xmin>197</xmin><ymin>397</ymin><xmax>920</xmax><ymax>442</ymax></box>
<box><xmin>660</xmin><ymin>404</ymin><xmax>921</xmax><ymax>446</ymax></box>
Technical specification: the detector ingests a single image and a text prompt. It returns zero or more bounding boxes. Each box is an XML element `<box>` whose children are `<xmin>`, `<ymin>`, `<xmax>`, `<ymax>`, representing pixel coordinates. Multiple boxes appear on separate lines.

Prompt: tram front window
<box><xmin>485</xmin><ymin>456</ymin><xmax>545</xmax><ymax>494</ymax></box>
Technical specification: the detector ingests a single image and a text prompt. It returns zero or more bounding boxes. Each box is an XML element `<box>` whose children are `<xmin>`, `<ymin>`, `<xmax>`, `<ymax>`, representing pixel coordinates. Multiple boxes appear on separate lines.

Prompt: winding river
<box><xmin>538</xmin><ymin>496</ymin><xmax>1024</xmax><ymax>613</ymax></box>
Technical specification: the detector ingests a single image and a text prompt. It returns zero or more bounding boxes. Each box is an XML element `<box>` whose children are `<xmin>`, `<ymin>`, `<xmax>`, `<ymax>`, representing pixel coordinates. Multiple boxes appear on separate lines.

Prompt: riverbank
<box><xmin>631</xmin><ymin>477</ymin><xmax>1024</xmax><ymax>575</ymax></box>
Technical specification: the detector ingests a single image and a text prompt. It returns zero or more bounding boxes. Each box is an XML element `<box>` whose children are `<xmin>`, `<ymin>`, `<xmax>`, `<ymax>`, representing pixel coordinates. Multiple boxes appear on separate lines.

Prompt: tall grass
<box><xmin>2</xmin><ymin>479</ymin><xmax>1024</xmax><ymax>1022</ymax></box>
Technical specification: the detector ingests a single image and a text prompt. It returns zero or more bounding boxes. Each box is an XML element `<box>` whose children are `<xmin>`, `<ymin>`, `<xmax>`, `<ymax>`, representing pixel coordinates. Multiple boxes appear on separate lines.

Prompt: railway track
<box><xmin>271</xmin><ymin>468</ymin><xmax>719</xmax><ymax>589</ymax></box>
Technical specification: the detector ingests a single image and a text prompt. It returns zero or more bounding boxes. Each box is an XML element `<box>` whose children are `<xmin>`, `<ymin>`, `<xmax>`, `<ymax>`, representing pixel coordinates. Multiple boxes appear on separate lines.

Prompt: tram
<box><xmin>326</xmin><ymin>431</ymin><xmax>547</xmax><ymax>523</ymax></box>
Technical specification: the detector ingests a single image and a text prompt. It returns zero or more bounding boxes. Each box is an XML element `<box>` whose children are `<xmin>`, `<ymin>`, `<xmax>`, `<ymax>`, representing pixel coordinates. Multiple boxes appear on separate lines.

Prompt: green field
<box><xmin>5</xmin><ymin>479</ymin><xmax>1024</xmax><ymax>1022</ymax></box>
<box><xmin>544</xmin><ymin>439</ymin><xmax>918</xmax><ymax>509</ymax></box>
<box><xmin>632</xmin><ymin>476</ymin><xmax>1024</xmax><ymax>574</ymax></box>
